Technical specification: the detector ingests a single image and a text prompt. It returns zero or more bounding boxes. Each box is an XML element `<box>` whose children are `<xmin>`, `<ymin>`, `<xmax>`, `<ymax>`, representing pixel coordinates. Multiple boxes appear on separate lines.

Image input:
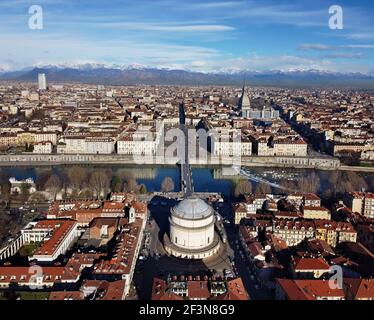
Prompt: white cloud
<box><xmin>346</xmin><ymin>32</ymin><xmax>374</xmax><ymax>40</ymax></box>
<box><xmin>298</xmin><ymin>43</ymin><xmax>374</xmax><ymax>51</ymax></box>
<box><xmin>183</xmin><ymin>53</ymin><xmax>372</xmax><ymax>74</ymax></box>
<box><xmin>205</xmin><ymin>3</ymin><xmax>327</xmax><ymax>27</ymax></box>
<box><xmin>1</xmin><ymin>30</ymin><xmax>372</xmax><ymax>74</ymax></box>
<box><xmin>188</xmin><ymin>1</ymin><xmax>243</xmax><ymax>9</ymax></box>
<box><xmin>0</xmin><ymin>32</ymin><xmax>223</xmax><ymax>70</ymax></box>
<box><xmin>298</xmin><ymin>44</ymin><xmax>336</xmax><ymax>51</ymax></box>
<box><xmin>95</xmin><ymin>22</ymin><xmax>235</xmax><ymax>32</ymax></box>
<box><xmin>323</xmin><ymin>53</ymin><xmax>363</xmax><ymax>59</ymax></box>
<box><xmin>343</xmin><ymin>45</ymin><xmax>374</xmax><ymax>49</ymax></box>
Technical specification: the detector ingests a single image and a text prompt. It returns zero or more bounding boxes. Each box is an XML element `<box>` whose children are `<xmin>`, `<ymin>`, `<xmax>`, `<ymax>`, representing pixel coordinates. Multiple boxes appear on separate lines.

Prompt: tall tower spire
<box><xmin>240</xmin><ymin>79</ymin><xmax>251</xmax><ymax>117</ymax></box>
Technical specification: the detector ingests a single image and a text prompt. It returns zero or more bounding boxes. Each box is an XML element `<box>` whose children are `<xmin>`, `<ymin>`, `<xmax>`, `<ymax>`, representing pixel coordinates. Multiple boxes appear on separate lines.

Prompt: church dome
<box><xmin>172</xmin><ymin>197</ymin><xmax>212</xmax><ymax>220</ymax></box>
<box><xmin>241</xmin><ymin>92</ymin><xmax>250</xmax><ymax>108</ymax></box>
<box><xmin>165</xmin><ymin>196</ymin><xmax>221</xmax><ymax>259</ymax></box>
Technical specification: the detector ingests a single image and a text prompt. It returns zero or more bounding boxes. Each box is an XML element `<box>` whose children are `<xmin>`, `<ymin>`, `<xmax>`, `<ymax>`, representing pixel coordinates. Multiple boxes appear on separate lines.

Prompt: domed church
<box><xmin>164</xmin><ymin>197</ymin><xmax>221</xmax><ymax>259</ymax></box>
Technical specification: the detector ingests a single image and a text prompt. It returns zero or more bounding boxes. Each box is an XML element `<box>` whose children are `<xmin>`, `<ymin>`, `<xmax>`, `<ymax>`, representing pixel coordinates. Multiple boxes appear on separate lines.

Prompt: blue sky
<box><xmin>1</xmin><ymin>0</ymin><xmax>374</xmax><ymax>73</ymax></box>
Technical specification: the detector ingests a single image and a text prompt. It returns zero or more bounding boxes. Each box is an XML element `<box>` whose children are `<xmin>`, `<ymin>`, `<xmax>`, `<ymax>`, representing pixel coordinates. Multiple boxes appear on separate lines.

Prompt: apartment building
<box><xmin>33</xmin><ymin>141</ymin><xmax>53</xmax><ymax>154</ymax></box>
<box><xmin>303</xmin><ymin>193</ymin><xmax>321</xmax><ymax>207</ymax></box>
<box><xmin>275</xmin><ymin>279</ymin><xmax>345</xmax><ymax>300</ymax></box>
<box><xmin>273</xmin><ymin>138</ymin><xmax>308</xmax><ymax>157</ymax></box>
<box><xmin>58</xmin><ymin>136</ymin><xmax>115</xmax><ymax>154</ymax></box>
<box><xmin>117</xmin><ymin>124</ymin><xmax>163</xmax><ymax>156</ymax></box>
<box><xmin>22</xmin><ymin>220</ymin><xmax>79</xmax><ymax>262</ymax></box>
<box><xmin>290</xmin><ymin>256</ymin><xmax>331</xmax><ymax>279</ymax></box>
<box><xmin>314</xmin><ymin>220</ymin><xmax>357</xmax><ymax>247</ymax></box>
<box><xmin>344</xmin><ymin>192</ymin><xmax>374</xmax><ymax>219</ymax></box>
<box><xmin>0</xmin><ymin>133</ymin><xmax>18</xmax><ymax>149</ymax></box>
<box><xmin>272</xmin><ymin>220</ymin><xmax>315</xmax><ymax>246</ymax></box>
<box><xmin>303</xmin><ymin>206</ymin><xmax>331</xmax><ymax>220</ymax></box>
<box><xmin>357</xmin><ymin>223</ymin><xmax>374</xmax><ymax>253</ymax></box>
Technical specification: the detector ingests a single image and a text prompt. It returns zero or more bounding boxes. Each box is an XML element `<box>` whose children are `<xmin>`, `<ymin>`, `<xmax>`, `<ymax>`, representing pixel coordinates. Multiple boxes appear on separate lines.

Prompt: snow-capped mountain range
<box><xmin>1</xmin><ymin>63</ymin><xmax>374</xmax><ymax>88</ymax></box>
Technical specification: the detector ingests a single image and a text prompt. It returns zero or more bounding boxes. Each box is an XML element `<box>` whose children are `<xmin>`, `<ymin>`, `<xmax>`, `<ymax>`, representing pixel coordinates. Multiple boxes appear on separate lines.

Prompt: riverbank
<box><xmin>0</xmin><ymin>153</ymin><xmax>341</xmax><ymax>170</ymax></box>
<box><xmin>339</xmin><ymin>165</ymin><xmax>374</xmax><ymax>172</ymax></box>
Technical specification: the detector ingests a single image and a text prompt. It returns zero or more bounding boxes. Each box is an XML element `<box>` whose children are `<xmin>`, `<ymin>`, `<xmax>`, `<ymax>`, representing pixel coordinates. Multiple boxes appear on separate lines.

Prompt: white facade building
<box><xmin>165</xmin><ymin>197</ymin><xmax>220</xmax><ymax>259</ymax></box>
<box><xmin>273</xmin><ymin>140</ymin><xmax>308</xmax><ymax>157</ymax></box>
<box><xmin>117</xmin><ymin>136</ymin><xmax>157</xmax><ymax>156</ymax></box>
<box><xmin>22</xmin><ymin>220</ymin><xmax>79</xmax><ymax>262</ymax></box>
<box><xmin>35</xmin><ymin>132</ymin><xmax>58</xmax><ymax>145</ymax></box>
<box><xmin>213</xmin><ymin>139</ymin><xmax>252</xmax><ymax>157</ymax></box>
<box><xmin>33</xmin><ymin>141</ymin><xmax>53</xmax><ymax>154</ymax></box>
<box><xmin>85</xmin><ymin>137</ymin><xmax>115</xmax><ymax>154</ymax></box>
<box><xmin>58</xmin><ymin>136</ymin><xmax>115</xmax><ymax>154</ymax></box>
<box><xmin>117</xmin><ymin>124</ymin><xmax>163</xmax><ymax>156</ymax></box>
<box><xmin>211</xmin><ymin>129</ymin><xmax>252</xmax><ymax>157</ymax></box>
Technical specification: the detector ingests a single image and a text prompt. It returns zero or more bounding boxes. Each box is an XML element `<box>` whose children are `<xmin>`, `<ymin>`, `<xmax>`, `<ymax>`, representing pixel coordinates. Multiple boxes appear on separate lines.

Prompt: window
<box><xmin>175</xmin><ymin>237</ymin><xmax>177</xmax><ymax>244</ymax></box>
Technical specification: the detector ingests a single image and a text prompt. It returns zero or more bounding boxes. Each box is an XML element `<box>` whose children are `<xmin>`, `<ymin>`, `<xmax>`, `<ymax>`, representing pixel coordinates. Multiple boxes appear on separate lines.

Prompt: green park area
<box><xmin>18</xmin><ymin>242</ymin><xmax>41</xmax><ymax>257</ymax></box>
<box><xmin>0</xmin><ymin>291</ymin><xmax>50</xmax><ymax>300</ymax></box>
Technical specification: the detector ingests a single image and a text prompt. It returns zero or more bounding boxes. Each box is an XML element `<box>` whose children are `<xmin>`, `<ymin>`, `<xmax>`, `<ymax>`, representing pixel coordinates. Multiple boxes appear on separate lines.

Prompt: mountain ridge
<box><xmin>1</xmin><ymin>64</ymin><xmax>374</xmax><ymax>88</ymax></box>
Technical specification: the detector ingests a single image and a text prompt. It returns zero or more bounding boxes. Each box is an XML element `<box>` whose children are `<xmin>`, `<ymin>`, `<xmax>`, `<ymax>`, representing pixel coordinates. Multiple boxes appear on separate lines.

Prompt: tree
<box><xmin>89</xmin><ymin>170</ymin><xmax>110</xmax><ymax>199</ymax></box>
<box><xmin>0</xmin><ymin>172</ymin><xmax>11</xmax><ymax>202</ymax></box>
<box><xmin>44</xmin><ymin>175</ymin><xmax>62</xmax><ymax>200</ymax></box>
<box><xmin>345</xmin><ymin>171</ymin><xmax>368</xmax><ymax>191</ymax></box>
<box><xmin>67</xmin><ymin>166</ymin><xmax>87</xmax><ymax>191</ymax></box>
<box><xmin>125</xmin><ymin>178</ymin><xmax>140</xmax><ymax>193</ymax></box>
<box><xmin>25</xmin><ymin>143</ymin><xmax>34</xmax><ymax>152</ymax></box>
<box><xmin>120</xmin><ymin>171</ymin><xmax>134</xmax><ymax>182</ymax></box>
<box><xmin>139</xmin><ymin>184</ymin><xmax>148</xmax><ymax>194</ymax></box>
<box><xmin>161</xmin><ymin>177</ymin><xmax>175</xmax><ymax>192</ymax></box>
<box><xmin>255</xmin><ymin>182</ymin><xmax>271</xmax><ymax>195</ymax></box>
<box><xmin>279</xmin><ymin>180</ymin><xmax>297</xmax><ymax>191</ymax></box>
<box><xmin>59</xmin><ymin>170</ymin><xmax>70</xmax><ymax>196</ymax></box>
<box><xmin>35</xmin><ymin>171</ymin><xmax>51</xmax><ymax>190</ymax></box>
<box><xmin>79</xmin><ymin>189</ymin><xmax>94</xmax><ymax>199</ymax></box>
<box><xmin>111</xmin><ymin>176</ymin><xmax>122</xmax><ymax>192</ymax></box>
<box><xmin>334</xmin><ymin>171</ymin><xmax>368</xmax><ymax>196</ymax></box>
<box><xmin>119</xmin><ymin>171</ymin><xmax>139</xmax><ymax>192</ymax></box>
<box><xmin>29</xmin><ymin>192</ymin><xmax>47</xmax><ymax>204</ymax></box>
<box><xmin>234</xmin><ymin>180</ymin><xmax>252</xmax><ymax>198</ymax></box>
<box><xmin>20</xmin><ymin>182</ymin><xmax>30</xmax><ymax>201</ymax></box>
<box><xmin>328</xmin><ymin>171</ymin><xmax>341</xmax><ymax>197</ymax></box>
<box><xmin>335</xmin><ymin>177</ymin><xmax>353</xmax><ymax>195</ymax></box>
<box><xmin>296</xmin><ymin>172</ymin><xmax>320</xmax><ymax>194</ymax></box>
<box><xmin>0</xmin><ymin>181</ymin><xmax>11</xmax><ymax>197</ymax></box>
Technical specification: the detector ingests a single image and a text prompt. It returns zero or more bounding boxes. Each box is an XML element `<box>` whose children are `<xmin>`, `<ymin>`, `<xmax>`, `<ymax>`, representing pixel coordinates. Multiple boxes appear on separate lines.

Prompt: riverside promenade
<box><xmin>0</xmin><ymin>153</ymin><xmax>341</xmax><ymax>170</ymax></box>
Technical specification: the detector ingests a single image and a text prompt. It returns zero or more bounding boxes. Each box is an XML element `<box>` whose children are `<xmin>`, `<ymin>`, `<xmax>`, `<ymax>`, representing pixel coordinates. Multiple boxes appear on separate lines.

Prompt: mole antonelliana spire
<box><xmin>239</xmin><ymin>80</ymin><xmax>251</xmax><ymax>117</ymax></box>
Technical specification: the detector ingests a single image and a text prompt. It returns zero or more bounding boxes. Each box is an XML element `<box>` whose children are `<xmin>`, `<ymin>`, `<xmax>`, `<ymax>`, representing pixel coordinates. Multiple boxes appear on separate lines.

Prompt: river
<box><xmin>0</xmin><ymin>165</ymin><xmax>373</xmax><ymax>197</ymax></box>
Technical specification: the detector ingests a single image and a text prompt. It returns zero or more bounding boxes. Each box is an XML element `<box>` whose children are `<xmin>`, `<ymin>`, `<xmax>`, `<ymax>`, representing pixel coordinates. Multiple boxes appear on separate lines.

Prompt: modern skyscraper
<box><xmin>38</xmin><ymin>73</ymin><xmax>47</xmax><ymax>90</ymax></box>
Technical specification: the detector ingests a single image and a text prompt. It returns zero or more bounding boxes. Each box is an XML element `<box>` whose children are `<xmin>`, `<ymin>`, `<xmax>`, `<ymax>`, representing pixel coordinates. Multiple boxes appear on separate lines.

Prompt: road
<box><xmin>213</xmin><ymin>202</ymin><xmax>273</xmax><ymax>300</ymax></box>
<box><xmin>179</xmin><ymin>103</ymin><xmax>193</xmax><ymax>196</ymax></box>
<box><xmin>132</xmin><ymin>197</ymin><xmax>273</xmax><ymax>300</ymax></box>
<box><xmin>133</xmin><ymin>198</ymin><xmax>234</xmax><ymax>299</ymax></box>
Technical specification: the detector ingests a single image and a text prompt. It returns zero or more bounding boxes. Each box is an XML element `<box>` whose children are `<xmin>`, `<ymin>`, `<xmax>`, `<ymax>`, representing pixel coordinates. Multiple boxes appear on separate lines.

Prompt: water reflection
<box><xmin>0</xmin><ymin>166</ymin><xmax>234</xmax><ymax>196</ymax></box>
<box><xmin>0</xmin><ymin>165</ymin><xmax>373</xmax><ymax>198</ymax></box>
